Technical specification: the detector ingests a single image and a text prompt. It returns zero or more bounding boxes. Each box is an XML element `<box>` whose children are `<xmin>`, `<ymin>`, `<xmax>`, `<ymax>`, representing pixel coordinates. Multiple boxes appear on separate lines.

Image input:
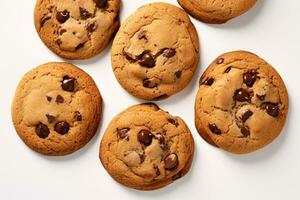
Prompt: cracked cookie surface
<box><xmin>177</xmin><ymin>0</ymin><xmax>257</xmax><ymax>24</ymax></box>
<box><xmin>195</xmin><ymin>51</ymin><xmax>288</xmax><ymax>154</ymax></box>
<box><xmin>111</xmin><ymin>2</ymin><xmax>199</xmax><ymax>100</ymax></box>
<box><xmin>12</xmin><ymin>62</ymin><xmax>102</xmax><ymax>156</ymax></box>
<box><xmin>100</xmin><ymin>103</ymin><xmax>194</xmax><ymax>190</ymax></box>
<box><xmin>34</xmin><ymin>0</ymin><xmax>120</xmax><ymax>59</ymax></box>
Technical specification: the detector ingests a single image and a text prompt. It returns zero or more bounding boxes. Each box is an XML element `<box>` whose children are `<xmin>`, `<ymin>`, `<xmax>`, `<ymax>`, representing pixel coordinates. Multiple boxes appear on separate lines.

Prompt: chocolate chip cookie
<box><xmin>111</xmin><ymin>2</ymin><xmax>199</xmax><ymax>100</ymax></box>
<box><xmin>195</xmin><ymin>51</ymin><xmax>288</xmax><ymax>154</ymax></box>
<box><xmin>34</xmin><ymin>0</ymin><xmax>120</xmax><ymax>59</ymax></box>
<box><xmin>100</xmin><ymin>103</ymin><xmax>194</xmax><ymax>190</ymax></box>
<box><xmin>177</xmin><ymin>0</ymin><xmax>257</xmax><ymax>24</ymax></box>
<box><xmin>12</xmin><ymin>62</ymin><xmax>102</xmax><ymax>156</ymax></box>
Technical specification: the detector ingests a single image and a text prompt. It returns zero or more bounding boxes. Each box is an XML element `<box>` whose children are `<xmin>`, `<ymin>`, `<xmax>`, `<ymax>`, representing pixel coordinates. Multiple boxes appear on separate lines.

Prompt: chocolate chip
<box><xmin>216</xmin><ymin>58</ymin><xmax>224</xmax><ymax>64</ymax></box>
<box><xmin>202</xmin><ymin>78</ymin><xmax>214</xmax><ymax>86</ymax></box>
<box><xmin>137</xmin><ymin>30</ymin><xmax>147</xmax><ymax>40</ymax></box>
<box><xmin>139</xmin><ymin>153</ymin><xmax>145</xmax><ymax>163</ymax></box>
<box><xmin>162</xmin><ymin>48</ymin><xmax>176</xmax><ymax>58</ymax></box>
<box><xmin>175</xmin><ymin>71</ymin><xmax>182</xmax><ymax>78</ymax></box>
<box><xmin>80</xmin><ymin>7</ymin><xmax>91</xmax><ymax>19</ymax></box>
<box><xmin>117</xmin><ymin>128</ymin><xmax>129</xmax><ymax>139</ymax></box>
<box><xmin>46</xmin><ymin>114</ymin><xmax>55</xmax><ymax>123</ymax></box>
<box><xmin>168</xmin><ymin>118</ymin><xmax>179</xmax><ymax>127</ymax></box>
<box><xmin>243</xmin><ymin>72</ymin><xmax>257</xmax><ymax>87</ymax></box>
<box><xmin>256</xmin><ymin>94</ymin><xmax>266</xmax><ymax>101</ymax></box>
<box><xmin>241</xmin><ymin>110</ymin><xmax>253</xmax><ymax>122</ymax></box>
<box><xmin>35</xmin><ymin>123</ymin><xmax>50</xmax><ymax>138</ymax></box>
<box><xmin>54</xmin><ymin>121</ymin><xmax>69</xmax><ymax>135</ymax></box>
<box><xmin>87</xmin><ymin>22</ymin><xmax>97</xmax><ymax>33</ymax></box>
<box><xmin>93</xmin><ymin>0</ymin><xmax>107</xmax><ymax>8</ymax></box>
<box><xmin>56</xmin><ymin>10</ymin><xmax>69</xmax><ymax>23</ymax></box>
<box><xmin>55</xmin><ymin>95</ymin><xmax>64</xmax><ymax>104</ymax></box>
<box><xmin>56</xmin><ymin>39</ymin><xmax>62</xmax><ymax>46</ymax></box>
<box><xmin>241</xmin><ymin>126</ymin><xmax>250</xmax><ymax>137</ymax></box>
<box><xmin>224</xmin><ymin>67</ymin><xmax>231</xmax><ymax>73</ymax></box>
<box><xmin>75</xmin><ymin>43</ymin><xmax>84</xmax><ymax>50</ymax></box>
<box><xmin>46</xmin><ymin>96</ymin><xmax>52</xmax><ymax>102</ymax></box>
<box><xmin>123</xmin><ymin>50</ymin><xmax>135</xmax><ymax>62</ymax></box>
<box><xmin>261</xmin><ymin>102</ymin><xmax>279</xmax><ymax>117</ymax></box>
<box><xmin>164</xmin><ymin>154</ymin><xmax>178</xmax><ymax>170</ymax></box>
<box><xmin>208</xmin><ymin>124</ymin><xmax>221</xmax><ymax>135</ymax></box>
<box><xmin>139</xmin><ymin>53</ymin><xmax>155</xmax><ymax>68</ymax></box>
<box><xmin>74</xmin><ymin>111</ymin><xmax>82</xmax><ymax>121</ymax></box>
<box><xmin>234</xmin><ymin>89</ymin><xmax>251</xmax><ymax>102</ymax></box>
<box><xmin>59</xmin><ymin>29</ymin><xmax>66</xmax><ymax>35</ymax></box>
<box><xmin>138</xmin><ymin>130</ymin><xmax>153</xmax><ymax>146</ymax></box>
<box><xmin>154</xmin><ymin>166</ymin><xmax>161</xmax><ymax>176</ymax></box>
<box><xmin>61</xmin><ymin>76</ymin><xmax>75</xmax><ymax>92</ymax></box>
<box><xmin>40</xmin><ymin>15</ymin><xmax>51</xmax><ymax>27</ymax></box>
<box><xmin>172</xmin><ymin>171</ymin><xmax>183</xmax><ymax>180</ymax></box>
<box><xmin>143</xmin><ymin>79</ymin><xmax>157</xmax><ymax>88</ymax></box>
<box><xmin>152</xmin><ymin>94</ymin><xmax>168</xmax><ymax>101</ymax></box>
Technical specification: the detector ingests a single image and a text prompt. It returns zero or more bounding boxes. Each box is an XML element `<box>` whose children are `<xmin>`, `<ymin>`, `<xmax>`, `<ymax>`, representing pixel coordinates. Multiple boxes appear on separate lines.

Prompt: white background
<box><xmin>1</xmin><ymin>0</ymin><xmax>300</xmax><ymax>199</ymax></box>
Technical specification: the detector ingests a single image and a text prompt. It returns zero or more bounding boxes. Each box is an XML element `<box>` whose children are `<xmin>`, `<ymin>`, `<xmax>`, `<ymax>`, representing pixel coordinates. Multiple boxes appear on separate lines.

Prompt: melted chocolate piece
<box><xmin>93</xmin><ymin>0</ymin><xmax>108</xmax><ymax>8</ymax></box>
<box><xmin>54</xmin><ymin>121</ymin><xmax>70</xmax><ymax>135</ymax></box>
<box><xmin>56</xmin><ymin>10</ymin><xmax>69</xmax><ymax>23</ymax></box>
<box><xmin>202</xmin><ymin>78</ymin><xmax>214</xmax><ymax>86</ymax></box>
<box><xmin>162</xmin><ymin>48</ymin><xmax>176</xmax><ymax>58</ymax></box>
<box><xmin>138</xmin><ymin>130</ymin><xmax>153</xmax><ymax>146</ymax></box>
<box><xmin>46</xmin><ymin>114</ymin><xmax>55</xmax><ymax>123</ymax></box>
<box><xmin>80</xmin><ymin>7</ymin><xmax>92</xmax><ymax>19</ymax></box>
<box><xmin>241</xmin><ymin>126</ymin><xmax>250</xmax><ymax>137</ymax></box>
<box><xmin>139</xmin><ymin>53</ymin><xmax>155</xmax><ymax>68</ymax></box>
<box><xmin>118</xmin><ymin>128</ymin><xmax>129</xmax><ymax>139</ymax></box>
<box><xmin>208</xmin><ymin>124</ymin><xmax>221</xmax><ymax>135</ymax></box>
<box><xmin>35</xmin><ymin>123</ymin><xmax>50</xmax><ymax>138</ymax></box>
<box><xmin>143</xmin><ymin>79</ymin><xmax>157</xmax><ymax>88</ymax></box>
<box><xmin>175</xmin><ymin>71</ymin><xmax>182</xmax><ymax>78</ymax></box>
<box><xmin>55</xmin><ymin>95</ymin><xmax>64</xmax><ymax>104</ymax></box>
<box><xmin>261</xmin><ymin>102</ymin><xmax>279</xmax><ymax>117</ymax></box>
<box><xmin>40</xmin><ymin>15</ymin><xmax>51</xmax><ymax>27</ymax></box>
<box><xmin>61</xmin><ymin>76</ymin><xmax>75</xmax><ymax>92</ymax></box>
<box><xmin>234</xmin><ymin>89</ymin><xmax>251</xmax><ymax>102</ymax></box>
<box><xmin>224</xmin><ymin>67</ymin><xmax>231</xmax><ymax>73</ymax></box>
<box><xmin>164</xmin><ymin>154</ymin><xmax>179</xmax><ymax>170</ymax></box>
<box><xmin>216</xmin><ymin>58</ymin><xmax>224</xmax><ymax>64</ymax></box>
<box><xmin>243</xmin><ymin>72</ymin><xmax>257</xmax><ymax>87</ymax></box>
<box><xmin>241</xmin><ymin>110</ymin><xmax>253</xmax><ymax>122</ymax></box>
<box><xmin>74</xmin><ymin>111</ymin><xmax>82</xmax><ymax>121</ymax></box>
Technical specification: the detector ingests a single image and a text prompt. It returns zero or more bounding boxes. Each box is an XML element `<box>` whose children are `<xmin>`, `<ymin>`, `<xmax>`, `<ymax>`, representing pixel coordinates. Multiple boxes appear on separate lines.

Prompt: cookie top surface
<box><xmin>111</xmin><ymin>2</ymin><xmax>199</xmax><ymax>101</ymax></box>
<box><xmin>12</xmin><ymin>62</ymin><xmax>102</xmax><ymax>156</ymax></box>
<box><xmin>177</xmin><ymin>0</ymin><xmax>257</xmax><ymax>24</ymax></box>
<box><xmin>34</xmin><ymin>0</ymin><xmax>120</xmax><ymax>60</ymax></box>
<box><xmin>195</xmin><ymin>51</ymin><xmax>288</xmax><ymax>154</ymax></box>
<box><xmin>100</xmin><ymin>104</ymin><xmax>194</xmax><ymax>190</ymax></box>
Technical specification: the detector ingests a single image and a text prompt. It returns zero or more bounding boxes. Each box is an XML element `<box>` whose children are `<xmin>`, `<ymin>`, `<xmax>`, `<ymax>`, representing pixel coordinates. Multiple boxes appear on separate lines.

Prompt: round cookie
<box><xmin>177</xmin><ymin>0</ymin><xmax>257</xmax><ymax>24</ymax></box>
<box><xmin>34</xmin><ymin>0</ymin><xmax>120</xmax><ymax>60</ymax></box>
<box><xmin>100</xmin><ymin>103</ymin><xmax>194</xmax><ymax>190</ymax></box>
<box><xmin>12</xmin><ymin>62</ymin><xmax>102</xmax><ymax>156</ymax></box>
<box><xmin>195</xmin><ymin>51</ymin><xmax>288</xmax><ymax>154</ymax></box>
<box><xmin>111</xmin><ymin>2</ymin><xmax>199</xmax><ymax>101</ymax></box>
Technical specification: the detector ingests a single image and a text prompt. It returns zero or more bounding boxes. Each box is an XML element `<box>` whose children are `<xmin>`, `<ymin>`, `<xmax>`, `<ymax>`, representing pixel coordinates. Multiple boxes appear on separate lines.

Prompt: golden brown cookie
<box><xmin>12</xmin><ymin>62</ymin><xmax>102</xmax><ymax>156</ymax></box>
<box><xmin>195</xmin><ymin>51</ymin><xmax>288</xmax><ymax>154</ymax></box>
<box><xmin>177</xmin><ymin>0</ymin><xmax>257</xmax><ymax>24</ymax></box>
<box><xmin>111</xmin><ymin>2</ymin><xmax>199</xmax><ymax>101</ymax></box>
<box><xmin>100</xmin><ymin>103</ymin><xmax>194</xmax><ymax>190</ymax></box>
<box><xmin>34</xmin><ymin>0</ymin><xmax>120</xmax><ymax>60</ymax></box>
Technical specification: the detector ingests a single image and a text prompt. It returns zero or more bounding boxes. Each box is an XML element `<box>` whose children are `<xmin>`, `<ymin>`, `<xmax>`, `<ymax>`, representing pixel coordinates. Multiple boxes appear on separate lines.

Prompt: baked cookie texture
<box><xmin>100</xmin><ymin>103</ymin><xmax>194</xmax><ymax>190</ymax></box>
<box><xmin>12</xmin><ymin>62</ymin><xmax>102</xmax><ymax>156</ymax></box>
<box><xmin>34</xmin><ymin>0</ymin><xmax>120</xmax><ymax>60</ymax></box>
<box><xmin>111</xmin><ymin>2</ymin><xmax>199</xmax><ymax>101</ymax></box>
<box><xmin>177</xmin><ymin>0</ymin><xmax>257</xmax><ymax>24</ymax></box>
<box><xmin>195</xmin><ymin>51</ymin><xmax>288</xmax><ymax>154</ymax></box>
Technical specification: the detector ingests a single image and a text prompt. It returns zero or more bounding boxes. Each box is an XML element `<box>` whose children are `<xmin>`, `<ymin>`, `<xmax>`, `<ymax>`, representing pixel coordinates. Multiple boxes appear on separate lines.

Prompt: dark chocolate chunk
<box><xmin>175</xmin><ymin>71</ymin><xmax>182</xmax><ymax>78</ymax></box>
<box><xmin>35</xmin><ymin>123</ymin><xmax>50</xmax><ymax>139</ymax></box>
<box><xmin>234</xmin><ymin>89</ymin><xmax>251</xmax><ymax>102</ymax></box>
<box><xmin>46</xmin><ymin>96</ymin><xmax>52</xmax><ymax>102</ymax></box>
<box><xmin>46</xmin><ymin>114</ymin><xmax>55</xmax><ymax>123</ymax></box>
<box><xmin>138</xmin><ymin>130</ymin><xmax>153</xmax><ymax>146</ymax></box>
<box><xmin>56</xmin><ymin>39</ymin><xmax>62</xmax><ymax>46</ymax></box>
<box><xmin>261</xmin><ymin>102</ymin><xmax>279</xmax><ymax>117</ymax></box>
<box><xmin>162</xmin><ymin>48</ymin><xmax>176</xmax><ymax>58</ymax></box>
<box><xmin>117</xmin><ymin>128</ymin><xmax>129</xmax><ymax>139</ymax></box>
<box><xmin>87</xmin><ymin>22</ymin><xmax>97</xmax><ymax>33</ymax></box>
<box><xmin>139</xmin><ymin>53</ymin><xmax>155</xmax><ymax>68</ymax></box>
<box><xmin>75</xmin><ymin>43</ymin><xmax>84</xmax><ymax>50</ymax></box>
<box><xmin>56</xmin><ymin>10</ymin><xmax>70</xmax><ymax>23</ymax></box>
<box><xmin>241</xmin><ymin>110</ymin><xmax>253</xmax><ymax>122</ymax></box>
<box><xmin>79</xmin><ymin>7</ymin><xmax>92</xmax><ymax>19</ymax></box>
<box><xmin>137</xmin><ymin>30</ymin><xmax>147</xmax><ymax>40</ymax></box>
<box><xmin>55</xmin><ymin>95</ymin><xmax>64</xmax><ymax>104</ymax></box>
<box><xmin>164</xmin><ymin>154</ymin><xmax>179</xmax><ymax>170</ymax></box>
<box><xmin>61</xmin><ymin>76</ymin><xmax>75</xmax><ymax>92</ymax></box>
<box><xmin>172</xmin><ymin>171</ymin><xmax>183</xmax><ymax>180</ymax></box>
<box><xmin>59</xmin><ymin>29</ymin><xmax>67</xmax><ymax>35</ymax></box>
<box><xmin>241</xmin><ymin>126</ymin><xmax>250</xmax><ymax>137</ymax></box>
<box><xmin>208</xmin><ymin>124</ymin><xmax>221</xmax><ymax>135</ymax></box>
<box><xmin>202</xmin><ymin>78</ymin><xmax>214</xmax><ymax>86</ymax></box>
<box><xmin>243</xmin><ymin>72</ymin><xmax>257</xmax><ymax>87</ymax></box>
<box><xmin>54</xmin><ymin>121</ymin><xmax>70</xmax><ymax>135</ymax></box>
<box><xmin>143</xmin><ymin>79</ymin><xmax>157</xmax><ymax>88</ymax></box>
<box><xmin>74</xmin><ymin>111</ymin><xmax>82</xmax><ymax>121</ymax></box>
<box><xmin>256</xmin><ymin>94</ymin><xmax>266</xmax><ymax>101</ymax></box>
<box><xmin>168</xmin><ymin>118</ymin><xmax>179</xmax><ymax>127</ymax></box>
<box><xmin>93</xmin><ymin>0</ymin><xmax>108</xmax><ymax>8</ymax></box>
